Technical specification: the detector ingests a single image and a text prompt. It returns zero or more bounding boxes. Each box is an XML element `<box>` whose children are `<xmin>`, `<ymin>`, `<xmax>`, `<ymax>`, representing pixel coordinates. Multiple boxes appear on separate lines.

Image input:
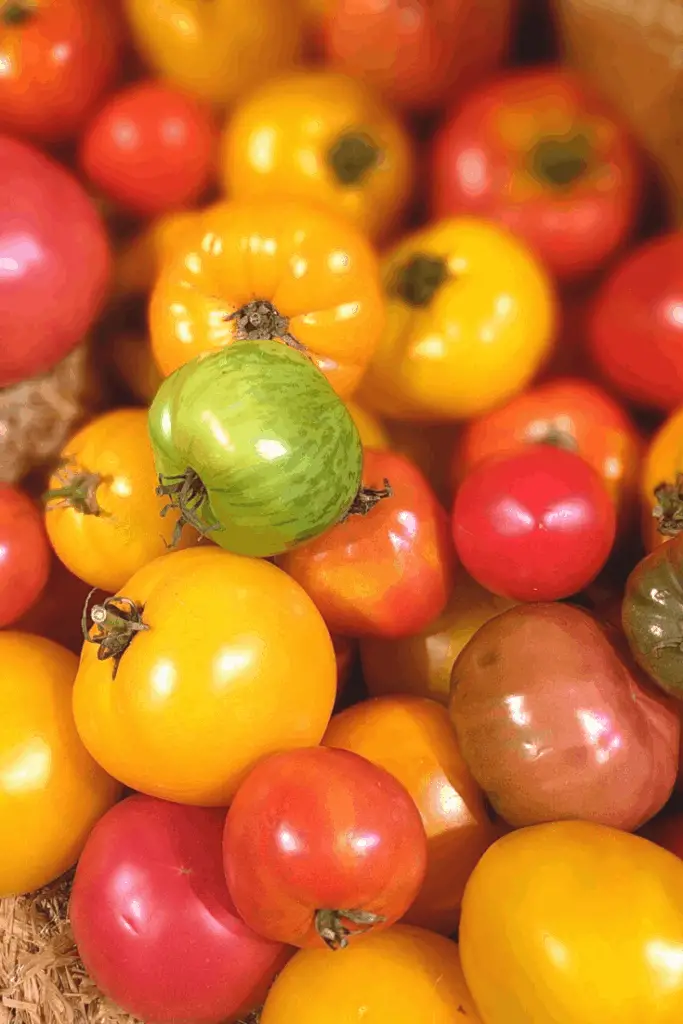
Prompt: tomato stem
<box><xmin>341</xmin><ymin>478</ymin><xmax>393</xmax><ymax>522</ymax></box>
<box><xmin>225</xmin><ymin>300</ymin><xmax>309</xmax><ymax>356</ymax></box>
<box><xmin>529</xmin><ymin>425</ymin><xmax>579</xmax><ymax>453</ymax></box>
<box><xmin>81</xmin><ymin>589</ymin><xmax>149</xmax><ymax>678</ymax></box>
<box><xmin>392</xmin><ymin>255</ymin><xmax>449</xmax><ymax>308</ymax></box>
<box><xmin>315</xmin><ymin>908</ymin><xmax>386</xmax><ymax>951</ymax></box>
<box><xmin>327</xmin><ymin>131</ymin><xmax>380</xmax><ymax>186</ymax></box>
<box><xmin>157</xmin><ymin>468</ymin><xmax>221</xmax><ymax>546</ymax></box>
<box><xmin>529</xmin><ymin>133</ymin><xmax>593</xmax><ymax>188</ymax></box>
<box><xmin>653</xmin><ymin>474</ymin><xmax>683</xmax><ymax>537</ymax></box>
<box><xmin>43</xmin><ymin>463</ymin><xmax>106</xmax><ymax>516</ymax></box>
<box><xmin>1</xmin><ymin>1</ymin><xmax>36</xmax><ymax>26</ymax></box>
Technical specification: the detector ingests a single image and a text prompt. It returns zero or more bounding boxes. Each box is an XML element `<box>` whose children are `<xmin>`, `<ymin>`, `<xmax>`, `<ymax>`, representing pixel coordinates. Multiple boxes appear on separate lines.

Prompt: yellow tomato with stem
<box><xmin>641</xmin><ymin>405</ymin><xmax>683</xmax><ymax>552</ymax></box>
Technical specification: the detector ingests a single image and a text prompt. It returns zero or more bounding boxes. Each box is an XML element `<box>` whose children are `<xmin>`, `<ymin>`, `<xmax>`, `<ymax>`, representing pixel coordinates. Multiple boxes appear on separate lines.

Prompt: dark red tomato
<box><xmin>70</xmin><ymin>794</ymin><xmax>290</xmax><ymax>1024</ymax></box>
<box><xmin>589</xmin><ymin>232</ymin><xmax>683</xmax><ymax>412</ymax></box>
<box><xmin>278</xmin><ymin>449</ymin><xmax>455</xmax><ymax>638</ymax></box>
<box><xmin>641</xmin><ymin>813</ymin><xmax>683</xmax><ymax>859</ymax></box>
<box><xmin>0</xmin><ymin>485</ymin><xmax>50</xmax><ymax>627</ymax></box>
<box><xmin>13</xmin><ymin>554</ymin><xmax>93</xmax><ymax>653</ymax></box>
<box><xmin>79</xmin><ymin>81</ymin><xmax>218</xmax><ymax>217</ymax></box>
<box><xmin>431</xmin><ymin>68</ymin><xmax>640</xmax><ymax>281</ymax></box>
<box><xmin>452</xmin><ymin>446</ymin><xmax>616</xmax><ymax>602</ymax></box>
<box><xmin>223</xmin><ymin>747</ymin><xmax>428</xmax><ymax>949</ymax></box>
<box><xmin>332</xmin><ymin>633</ymin><xmax>357</xmax><ymax>703</ymax></box>
<box><xmin>0</xmin><ymin>135</ymin><xmax>110</xmax><ymax>387</ymax></box>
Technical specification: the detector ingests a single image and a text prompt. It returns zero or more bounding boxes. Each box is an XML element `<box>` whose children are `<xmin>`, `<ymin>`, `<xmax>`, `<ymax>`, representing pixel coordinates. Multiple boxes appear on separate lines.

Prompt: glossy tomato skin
<box><xmin>223</xmin><ymin>747</ymin><xmax>428</xmax><ymax>948</ymax></box>
<box><xmin>460</xmin><ymin>821</ymin><xmax>683</xmax><ymax>1024</ymax></box>
<box><xmin>431</xmin><ymin>68</ymin><xmax>640</xmax><ymax>281</ymax></box>
<box><xmin>279</xmin><ymin>449</ymin><xmax>455</xmax><ymax>638</ymax></box>
<box><xmin>70</xmin><ymin>795</ymin><xmax>290</xmax><ymax>1024</ymax></box>
<box><xmin>0</xmin><ymin>485</ymin><xmax>50</xmax><ymax>627</ymax></box>
<box><xmin>452</xmin><ymin>446</ymin><xmax>616</xmax><ymax>602</ymax></box>
<box><xmin>640</xmin><ymin>406</ymin><xmax>683</xmax><ymax>552</ymax></box>
<box><xmin>0</xmin><ymin>633</ymin><xmax>121</xmax><ymax>898</ymax></box>
<box><xmin>0</xmin><ymin>135</ymin><xmax>111</xmax><ymax>387</ymax></box>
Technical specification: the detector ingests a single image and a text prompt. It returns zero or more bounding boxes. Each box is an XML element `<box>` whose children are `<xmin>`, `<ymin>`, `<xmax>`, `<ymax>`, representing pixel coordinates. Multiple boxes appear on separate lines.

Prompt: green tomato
<box><xmin>148</xmin><ymin>340</ymin><xmax>363</xmax><ymax>558</ymax></box>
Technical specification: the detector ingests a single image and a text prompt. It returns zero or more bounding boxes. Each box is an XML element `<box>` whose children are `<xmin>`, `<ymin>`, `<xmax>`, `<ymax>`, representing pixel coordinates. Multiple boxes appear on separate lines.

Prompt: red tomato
<box><xmin>0</xmin><ymin>135</ymin><xmax>110</xmax><ymax>387</ymax></box>
<box><xmin>70</xmin><ymin>794</ymin><xmax>290</xmax><ymax>1024</ymax></box>
<box><xmin>79</xmin><ymin>81</ymin><xmax>218</xmax><ymax>217</ymax></box>
<box><xmin>589</xmin><ymin>233</ymin><xmax>683</xmax><ymax>412</ymax></box>
<box><xmin>0</xmin><ymin>485</ymin><xmax>50</xmax><ymax>627</ymax></box>
<box><xmin>332</xmin><ymin>633</ymin><xmax>357</xmax><ymax>702</ymax></box>
<box><xmin>641</xmin><ymin>813</ymin><xmax>683</xmax><ymax>860</ymax></box>
<box><xmin>452</xmin><ymin>446</ymin><xmax>616</xmax><ymax>602</ymax></box>
<box><xmin>13</xmin><ymin>553</ymin><xmax>93</xmax><ymax>654</ymax></box>
<box><xmin>431</xmin><ymin>68</ymin><xmax>640</xmax><ymax>281</ymax></box>
<box><xmin>278</xmin><ymin>449</ymin><xmax>455</xmax><ymax>638</ymax></box>
<box><xmin>223</xmin><ymin>747</ymin><xmax>428</xmax><ymax>949</ymax></box>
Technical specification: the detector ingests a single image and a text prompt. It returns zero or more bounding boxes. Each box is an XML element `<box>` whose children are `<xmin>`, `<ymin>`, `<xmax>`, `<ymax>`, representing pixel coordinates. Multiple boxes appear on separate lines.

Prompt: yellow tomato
<box><xmin>346</xmin><ymin>400</ymin><xmax>390</xmax><ymax>449</ymax></box>
<box><xmin>113</xmin><ymin>208</ymin><xmax>205</xmax><ymax>300</ymax></box>
<box><xmin>356</xmin><ymin>217</ymin><xmax>557</xmax><ymax>420</ymax></box>
<box><xmin>460</xmin><ymin>821</ymin><xmax>683</xmax><ymax>1023</ymax></box>
<box><xmin>641</xmin><ymin>405</ymin><xmax>683</xmax><ymax>551</ymax></box>
<box><xmin>44</xmin><ymin>408</ymin><xmax>200</xmax><ymax>593</ymax></box>
<box><xmin>73</xmin><ymin>547</ymin><xmax>337</xmax><ymax>806</ymax></box>
<box><xmin>221</xmin><ymin>70</ymin><xmax>415</xmax><ymax>242</ymax></box>
<box><xmin>0</xmin><ymin>633</ymin><xmax>120</xmax><ymax>897</ymax></box>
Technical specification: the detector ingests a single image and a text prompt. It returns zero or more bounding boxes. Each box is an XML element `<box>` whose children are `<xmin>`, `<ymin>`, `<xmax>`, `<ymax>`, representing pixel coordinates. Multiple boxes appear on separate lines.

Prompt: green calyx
<box><xmin>327</xmin><ymin>131</ymin><xmax>380</xmax><ymax>186</ymax></box>
<box><xmin>81</xmin><ymin>590</ymin><xmax>149</xmax><ymax>679</ymax></box>
<box><xmin>653</xmin><ymin>475</ymin><xmax>683</xmax><ymax>537</ymax></box>
<box><xmin>392</xmin><ymin>254</ymin><xmax>449</xmax><ymax>308</ymax></box>
<box><xmin>315</xmin><ymin>908</ymin><xmax>386</xmax><ymax>951</ymax></box>
<box><xmin>43</xmin><ymin>464</ymin><xmax>106</xmax><ymax>517</ymax></box>
<box><xmin>530</xmin><ymin>132</ymin><xmax>593</xmax><ymax>189</ymax></box>
<box><xmin>2</xmin><ymin>1</ymin><xmax>35</xmax><ymax>26</ymax></box>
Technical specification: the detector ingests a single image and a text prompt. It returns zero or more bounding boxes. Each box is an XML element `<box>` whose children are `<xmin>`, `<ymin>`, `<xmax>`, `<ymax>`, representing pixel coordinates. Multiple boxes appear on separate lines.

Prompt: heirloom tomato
<box><xmin>460</xmin><ymin>821</ymin><xmax>683</xmax><ymax>1024</ymax></box>
<box><xmin>431</xmin><ymin>68</ymin><xmax>640</xmax><ymax>281</ymax></box>
<box><xmin>0</xmin><ymin>633</ymin><xmax>120</xmax><ymax>898</ymax></box>
<box><xmin>221</xmin><ymin>70</ymin><xmax>415</xmax><ymax>243</ymax></box>
<box><xmin>72</xmin><ymin>547</ymin><xmax>337</xmax><ymax>806</ymax></box>
<box><xmin>223</xmin><ymin>747</ymin><xmax>427</xmax><ymax>949</ymax></box>
<box><xmin>149</xmin><ymin>198</ymin><xmax>384</xmax><ymax>398</ymax></box>
<box><xmin>0</xmin><ymin>484</ymin><xmax>50</xmax><ymax>627</ymax></box>
<box><xmin>324</xmin><ymin>695</ymin><xmax>499</xmax><ymax>935</ymax></box>
<box><xmin>346</xmin><ymin>401</ymin><xmax>390</xmax><ymax>449</ymax></box>
<box><xmin>640</xmin><ymin>405</ymin><xmax>683</xmax><ymax>551</ymax></box>
<box><xmin>356</xmin><ymin>217</ymin><xmax>556</xmax><ymax>421</ymax></box>
<box><xmin>261</xmin><ymin>925</ymin><xmax>481</xmax><ymax>1024</ymax></box>
<box><xmin>278</xmin><ymin>449</ymin><xmax>454</xmax><ymax>638</ymax></box>
<box><xmin>113</xmin><ymin>207</ymin><xmax>206</xmax><ymax>300</ymax></box>
<box><xmin>110</xmin><ymin>332</ymin><xmax>164</xmax><ymax>406</ymax></box>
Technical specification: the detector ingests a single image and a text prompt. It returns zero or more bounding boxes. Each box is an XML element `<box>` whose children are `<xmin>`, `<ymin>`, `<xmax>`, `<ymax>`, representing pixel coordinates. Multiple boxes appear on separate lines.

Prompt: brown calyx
<box><xmin>529</xmin><ymin>132</ymin><xmax>594</xmax><ymax>189</ymax></box>
<box><xmin>527</xmin><ymin>423</ymin><xmax>579</xmax><ymax>453</ymax></box>
<box><xmin>2</xmin><ymin>0</ymin><xmax>36</xmax><ymax>26</ymax></box>
<box><xmin>315</xmin><ymin>908</ymin><xmax>386</xmax><ymax>951</ymax></box>
<box><xmin>225</xmin><ymin>300</ymin><xmax>308</xmax><ymax>354</ymax></box>
<box><xmin>81</xmin><ymin>590</ymin><xmax>149</xmax><ymax>679</ymax></box>
<box><xmin>156</xmin><ymin>467</ymin><xmax>221</xmax><ymax>547</ymax></box>
<box><xmin>327</xmin><ymin>131</ymin><xmax>380</xmax><ymax>186</ymax></box>
<box><xmin>391</xmin><ymin>254</ymin><xmax>449</xmax><ymax>308</ymax></box>
<box><xmin>340</xmin><ymin>478</ymin><xmax>393</xmax><ymax>522</ymax></box>
<box><xmin>653</xmin><ymin>474</ymin><xmax>683</xmax><ymax>537</ymax></box>
<box><xmin>43</xmin><ymin>463</ymin><xmax>105</xmax><ymax>516</ymax></box>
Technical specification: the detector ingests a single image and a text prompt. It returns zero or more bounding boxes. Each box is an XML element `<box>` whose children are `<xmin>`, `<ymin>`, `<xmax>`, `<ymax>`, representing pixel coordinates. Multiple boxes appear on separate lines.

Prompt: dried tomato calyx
<box><xmin>225</xmin><ymin>300</ymin><xmax>308</xmax><ymax>354</ymax></box>
<box><xmin>653</xmin><ymin>474</ymin><xmax>683</xmax><ymax>537</ymax></box>
<box><xmin>156</xmin><ymin>468</ymin><xmax>221</xmax><ymax>547</ymax></box>
<box><xmin>530</xmin><ymin>133</ymin><xmax>593</xmax><ymax>188</ymax></box>
<box><xmin>2</xmin><ymin>1</ymin><xmax>36</xmax><ymax>26</ymax></box>
<box><xmin>392</xmin><ymin>254</ymin><xmax>449</xmax><ymax>308</ymax></box>
<box><xmin>327</xmin><ymin>131</ymin><xmax>380</xmax><ymax>186</ymax></box>
<box><xmin>340</xmin><ymin>478</ymin><xmax>393</xmax><ymax>522</ymax></box>
<box><xmin>81</xmin><ymin>590</ymin><xmax>149</xmax><ymax>678</ymax></box>
<box><xmin>315</xmin><ymin>908</ymin><xmax>386</xmax><ymax>951</ymax></box>
<box><xmin>43</xmin><ymin>464</ymin><xmax>106</xmax><ymax>516</ymax></box>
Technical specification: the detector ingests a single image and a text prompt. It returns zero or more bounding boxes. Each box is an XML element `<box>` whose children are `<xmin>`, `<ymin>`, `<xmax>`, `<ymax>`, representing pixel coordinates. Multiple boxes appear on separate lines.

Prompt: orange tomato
<box><xmin>324</xmin><ymin>695</ymin><xmax>500</xmax><ymax>934</ymax></box>
<box><xmin>110</xmin><ymin>332</ymin><xmax>164</xmax><ymax>405</ymax></box>
<box><xmin>641</xmin><ymin>405</ymin><xmax>683</xmax><ymax>551</ymax></box>
<box><xmin>113</xmin><ymin>208</ymin><xmax>206</xmax><ymax>300</ymax></box>
<box><xmin>149</xmin><ymin>198</ymin><xmax>385</xmax><ymax>398</ymax></box>
<box><xmin>345</xmin><ymin>400</ymin><xmax>390</xmax><ymax>449</ymax></box>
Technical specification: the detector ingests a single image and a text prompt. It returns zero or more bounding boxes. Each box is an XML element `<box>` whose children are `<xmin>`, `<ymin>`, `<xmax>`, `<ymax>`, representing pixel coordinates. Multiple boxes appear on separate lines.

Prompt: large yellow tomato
<box><xmin>73</xmin><ymin>547</ymin><xmax>337</xmax><ymax>806</ymax></box>
<box><xmin>113</xmin><ymin>208</ymin><xmax>206</xmax><ymax>301</ymax></box>
<box><xmin>356</xmin><ymin>217</ymin><xmax>557</xmax><ymax>420</ymax></box>
<box><xmin>261</xmin><ymin>925</ymin><xmax>481</xmax><ymax>1024</ymax></box>
<box><xmin>460</xmin><ymin>820</ymin><xmax>683</xmax><ymax>1023</ymax></box>
<box><xmin>0</xmin><ymin>633</ymin><xmax>121</xmax><ymax>897</ymax></box>
<box><xmin>220</xmin><ymin>70</ymin><xmax>415</xmax><ymax>243</ymax></box>
<box><xmin>44</xmin><ymin>409</ymin><xmax>200</xmax><ymax>593</ymax></box>
<box><xmin>641</xmin><ymin>405</ymin><xmax>683</xmax><ymax>552</ymax></box>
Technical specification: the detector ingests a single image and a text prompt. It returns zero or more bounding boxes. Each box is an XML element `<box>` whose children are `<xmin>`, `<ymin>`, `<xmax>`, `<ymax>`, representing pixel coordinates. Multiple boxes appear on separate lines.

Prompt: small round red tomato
<box><xmin>452</xmin><ymin>446</ymin><xmax>616</xmax><ymax>601</ymax></box>
<box><xmin>431</xmin><ymin>68</ymin><xmax>640</xmax><ymax>281</ymax></box>
<box><xmin>223</xmin><ymin>747</ymin><xmax>428</xmax><ymax>949</ymax></box>
<box><xmin>79</xmin><ymin>81</ymin><xmax>218</xmax><ymax>217</ymax></box>
<box><xmin>279</xmin><ymin>449</ymin><xmax>455</xmax><ymax>638</ymax></box>
<box><xmin>0</xmin><ymin>484</ymin><xmax>50</xmax><ymax>627</ymax></box>
<box><xmin>70</xmin><ymin>794</ymin><xmax>290</xmax><ymax>1024</ymax></box>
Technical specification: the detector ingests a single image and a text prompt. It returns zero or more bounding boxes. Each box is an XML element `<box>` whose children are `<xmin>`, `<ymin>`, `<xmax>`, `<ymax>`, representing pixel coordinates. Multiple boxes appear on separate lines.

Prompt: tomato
<box><xmin>460</xmin><ymin>821</ymin><xmax>683</xmax><ymax>1023</ymax></box>
<box><xmin>70</xmin><ymin>795</ymin><xmax>290</xmax><ymax>1024</ymax></box>
<box><xmin>0</xmin><ymin>632</ymin><xmax>120</xmax><ymax>898</ymax></box>
<box><xmin>73</xmin><ymin>547</ymin><xmax>337</xmax><ymax>805</ymax></box>
<box><xmin>346</xmin><ymin>401</ymin><xmax>390</xmax><ymax>450</ymax></box>
<box><xmin>323</xmin><ymin>696</ymin><xmax>499</xmax><ymax>935</ymax></box>
<box><xmin>642</xmin><ymin>812</ymin><xmax>683</xmax><ymax>859</ymax></box>
<box><xmin>323</xmin><ymin>0</ymin><xmax>514</xmax><ymax>114</ymax></box>
<box><xmin>384</xmin><ymin>419</ymin><xmax>459</xmax><ymax>508</ymax></box>
<box><xmin>0</xmin><ymin>135</ymin><xmax>110</xmax><ymax>387</ymax></box>
<box><xmin>110</xmin><ymin>332</ymin><xmax>164</xmax><ymax>406</ymax></box>
<box><xmin>149</xmin><ymin>198</ymin><xmax>384</xmax><ymax>399</ymax></box>
<box><xmin>79</xmin><ymin>81</ymin><xmax>218</xmax><ymax>217</ymax></box>
<box><xmin>122</xmin><ymin>0</ymin><xmax>303</xmax><ymax>107</ymax></box>
<box><xmin>0</xmin><ymin>484</ymin><xmax>50</xmax><ymax>627</ymax></box>
<box><xmin>640</xmin><ymin>406</ymin><xmax>683</xmax><ymax>552</ymax></box>
<box><xmin>113</xmin><ymin>207</ymin><xmax>207</xmax><ymax>301</ymax></box>
<box><xmin>44</xmin><ymin>408</ymin><xmax>200</xmax><ymax>593</ymax></box>
<box><xmin>14</xmin><ymin>553</ymin><xmax>93</xmax><ymax>654</ymax></box>
<box><xmin>221</xmin><ymin>70</ymin><xmax>415</xmax><ymax>244</ymax></box>
<box><xmin>431</xmin><ymin>68</ymin><xmax>640</xmax><ymax>281</ymax></box>
<box><xmin>360</xmin><ymin>572</ymin><xmax>516</xmax><ymax>705</ymax></box>
<box><xmin>0</xmin><ymin>0</ymin><xmax>121</xmax><ymax>143</ymax></box>
<box><xmin>355</xmin><ymin>217</ymin><xmax>556</xmax><ymax>421</ymax></box>
<box><xmin>279</xmin><ymin>449</ymin><xmax>455</xmax><ymax>638</ymax></box>
<box><xmin>452</xmin><ymin>446</ymin><xmax>616</xmax><ymax>602</ymax></box>
<box><xmin>332</xmin><ymin>634</ymin><xmax>357</xmax><ymax>702</ymax></box>
<box><xmin>261</xmin><ymin>924</ymin><xmax>481</xmax><ymax>1023</ymax></box>
<box><xmin>589</xmin><ymin>232</ymin><xmax>683</xmax><ymax>412</ymax></box>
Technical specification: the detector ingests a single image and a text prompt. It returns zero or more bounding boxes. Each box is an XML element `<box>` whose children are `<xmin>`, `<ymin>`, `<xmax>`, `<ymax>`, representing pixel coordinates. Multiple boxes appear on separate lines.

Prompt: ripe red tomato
<box><xmin>431</xmin><ymin>68</ymin><xmax>640</xmax><ymax>281</ymax></box>
<box><xmin>452</xmin><ymin>446</ymin><xmax>616</xmax><ymax>601</ymax></box>
<box><xmin>70</xmin><ymin>794</ymin><xmax>291</xmax><ymax>1024</ymax></box>
<box><xmin>0</xmin><ymin>485</ymin><xmax>50</xmax><ymax>627</ymax></box>
<box><xmin>589</xmin><ymin>233</ymin><xmax>683</xmax><ymax>412</ymax></box>
<box><xmin>80</xmin><ymin>81</ymin><xmax>218</xmax><ymax>217</ymax></box>
<box><xmin>0</xmin><ymin>135</ymin><xmax>110</xmax><ymax>387</ymax></box>
<box><xmin>223</xmin><ymin>747</ymin><xmax>428</xmax><ymax>949</ymax></box>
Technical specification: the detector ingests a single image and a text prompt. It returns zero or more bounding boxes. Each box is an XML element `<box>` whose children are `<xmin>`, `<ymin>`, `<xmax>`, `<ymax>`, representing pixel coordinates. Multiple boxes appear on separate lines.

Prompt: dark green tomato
<box><xmin>148</xmin><ymin>340</ymin><xmax>363</xmax><ymax>558</ymax></box>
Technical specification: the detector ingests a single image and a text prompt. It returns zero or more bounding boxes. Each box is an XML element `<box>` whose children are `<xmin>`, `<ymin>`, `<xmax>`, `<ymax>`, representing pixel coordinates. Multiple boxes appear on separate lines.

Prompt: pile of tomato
<box><xmin>4</xmin><ymin>2</ymin><xmax>683</xmax><ymax>1023</ymax></box>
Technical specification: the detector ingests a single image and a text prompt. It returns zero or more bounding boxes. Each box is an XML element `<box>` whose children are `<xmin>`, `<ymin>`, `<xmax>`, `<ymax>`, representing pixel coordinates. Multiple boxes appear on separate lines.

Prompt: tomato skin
<box><xmin>279</xmin><ymin>449</ymin><xmax>455</xmax><ymax>638</ymax></box>
<box><xmin>113</xmin><ymin>207</ymin><xmax>208</xmax><ymax>301</ymax></box>
<box><xmin>460</xmin><ymin>821</ymin><xmax>683</xmax><ymax>1024</ymax></box>
<box><xmin>640</xmin><ymin>406</ymin><xmax>683</xmax><ymax>552</ymax></box>
<box><xmin>70</xmin><ymin>794</ymin><xmax>290</xmax><ymax>1024</ymax></box>
<box><xmin>0</xmin><ymin>485</ymin><xmax>50</xmax><ymax>627</ymax></box>
<box><xmin>223</xmin><ymin>747</ymin><xmax>427</xmax><ymax>948</ymax></box>
<box><xmin>453</xmin><ymin>446</ymin><xmax>616</xmax><ymax>602</ymax></box>
<box><xmin>642</xmin><ymin>812</ymin><xmax>683</xmax><ymax>859</ymax></box>
<box><xmin>332</xmin><ymin>633</ymin><xmax>357</xmax><ymax>702</ymax></box>
<box><xmin>431</xmin><ymin>68</ymin><xmax>640</xmax><ymax>281</ymax></box>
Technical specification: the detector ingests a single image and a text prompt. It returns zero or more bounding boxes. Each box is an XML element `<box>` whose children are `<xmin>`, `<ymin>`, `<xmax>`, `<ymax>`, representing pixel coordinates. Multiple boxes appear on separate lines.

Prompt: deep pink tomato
<box><xmin>223</xmin><ymin>747</ymin><xmax>428</xmax><ymax>950</ymax></box>
<box><xmin>0</xmin><ymin>484</ymin><xmax>50</xmax><ymax>627</ymax></box>
<box><xmin>452</xmin><ymin>446</ymin><xmax>616</xmax><ymax>602</ymax></box>
<box><xmin>70</xmin><ymin>794</ymin><xmax>291</xmax><ymax>1024</ymax></box>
